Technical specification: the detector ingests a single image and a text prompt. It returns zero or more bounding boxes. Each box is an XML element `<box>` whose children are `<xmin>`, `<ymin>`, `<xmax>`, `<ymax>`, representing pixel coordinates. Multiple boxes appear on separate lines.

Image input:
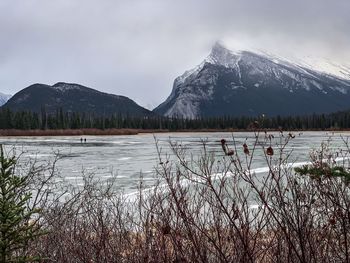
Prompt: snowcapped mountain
<box><xmin>291</xmin><ymin>56</ymin><xmax>350</xmax><ymax>81</ymax></box>
<box><xmin>154</xmin><ymin>42</ymin><xmax>350</xmax><ymax>118</ymax></box>
<box><xmin>3</xmin><ymin>82</ymin><xmax>153</xmax><ymax>117</ymax></box>
<box><xmin>0</xmin><ymin>92</ymin><xmax>11</xmax><ymax>106</ymax></box>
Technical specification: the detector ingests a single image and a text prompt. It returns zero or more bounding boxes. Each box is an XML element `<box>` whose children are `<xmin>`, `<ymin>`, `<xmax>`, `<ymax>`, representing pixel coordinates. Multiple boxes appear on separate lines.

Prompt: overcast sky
<box><xmin>1</xmin><ymin>0</ymin><xmax>349</xmax><ymax>109</ymax></box>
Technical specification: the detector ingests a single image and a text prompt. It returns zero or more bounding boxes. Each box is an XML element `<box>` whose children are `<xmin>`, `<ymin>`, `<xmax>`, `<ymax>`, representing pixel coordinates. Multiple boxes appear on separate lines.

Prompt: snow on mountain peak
<box><xmin>206</xmin><ymin>43</ymin><xmax>350</xmax><ymax>81</ymax></box>
<box><xmin>296</xmin><ymin>57</ymin><xmax>350</xmax><ymax>81</ymax></box>
<box><xmin>175</xmin><ymin>43</ymin><xmax>242</xmax><ymax>86</ymax></box>
<box><xmin>155</xmin><ymin>41</ymin><xmax>350</xmax><ymax>119</ymax></box>
<box><xmin>207</xmin><ymin>42</ymin><xmax>242</xmax><ymax>67</ymax></box>
<box><xmin>52</xmin><ymin>82</ymin><xmax>83</xmax><ymax>92</ymax></box>
<box><xmin>175</xmin><ymin>42</ymin><xmax>350</xmax><ymax>92</ymax></box>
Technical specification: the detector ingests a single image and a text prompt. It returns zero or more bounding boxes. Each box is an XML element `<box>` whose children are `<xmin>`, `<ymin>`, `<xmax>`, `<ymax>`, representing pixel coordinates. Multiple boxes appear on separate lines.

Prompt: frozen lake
<box><xmin>0</xmin><ymin>131</ymin><xmax>348</xmax><ymax>193</ymax></box>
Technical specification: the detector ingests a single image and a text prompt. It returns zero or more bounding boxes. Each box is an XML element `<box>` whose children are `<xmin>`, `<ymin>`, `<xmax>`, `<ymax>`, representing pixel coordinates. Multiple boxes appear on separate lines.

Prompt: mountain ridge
<box><xmin>154</xmin><ymin>43</ymin><xmax>350</xmax><ymax>118</ymax></box>
<box><xmin>3</xmin><ymin>82</ymin><xmax>153</xmax><ymax>117</ymax></box>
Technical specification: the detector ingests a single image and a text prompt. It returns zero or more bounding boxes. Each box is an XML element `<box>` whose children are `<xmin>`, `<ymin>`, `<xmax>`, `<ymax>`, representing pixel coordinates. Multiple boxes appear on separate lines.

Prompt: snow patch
<box><xmin>310</xmin><ymin>80</ymin><xmax>324</xmax><ymax>91</ymax></box>
<box><xmin>0</xmin><ymin>92</ymin><xmax>12</xmax><ymax>106</ymax></box>
<box><xmin>52</xmin><ymin>83</ymin><xmax>83</xmax><ymax>92</ymax></box>
<box><xmin>332</xmin><ymin>86</ymin><xmax>347</xmax><ymax>94</ymax></box>
<box><xmin>15</xmin><ymin>93</ymin><xmax>30</xmax><ymax>103</ymax></box>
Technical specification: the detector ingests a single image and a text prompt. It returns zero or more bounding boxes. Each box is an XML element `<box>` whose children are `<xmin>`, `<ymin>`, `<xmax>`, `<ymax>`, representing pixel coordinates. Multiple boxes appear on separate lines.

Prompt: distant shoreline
<box><xmin>0</xmin><ymin>128</ymin><xmax>147</xmax><ymax>136</ymax></box>
<box><xmin>0</xmin><ymin>128</ymin><xmax>237</xmax><ymax>136</ymax></box>
<box><xmin>0</xmin><ymin>128</ymin><xmax>349</xmax><ymax>137</ymax></box>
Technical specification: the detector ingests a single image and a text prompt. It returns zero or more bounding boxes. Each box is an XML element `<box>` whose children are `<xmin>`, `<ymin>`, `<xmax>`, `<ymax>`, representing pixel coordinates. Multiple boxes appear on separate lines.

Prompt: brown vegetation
<box><xmin>3</xmin><ymin>131</ymin><xmax>350</xmax><ymax>262</ymax></box>
<box><xmin>1</xmin><ymin>127</ymin><xmax>350</xmax><ymax>137</ymax></box>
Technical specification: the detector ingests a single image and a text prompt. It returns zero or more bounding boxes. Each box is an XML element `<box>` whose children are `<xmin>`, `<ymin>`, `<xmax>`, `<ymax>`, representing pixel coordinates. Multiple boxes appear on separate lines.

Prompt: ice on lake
<box><xmin>0</xmin><ymin>131</ymin><xmax>348</xmax><ymax>193</ymax></box>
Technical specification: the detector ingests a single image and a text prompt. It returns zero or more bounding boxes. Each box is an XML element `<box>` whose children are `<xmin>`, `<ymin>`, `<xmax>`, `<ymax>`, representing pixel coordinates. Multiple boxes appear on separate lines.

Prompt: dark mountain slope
<box><xmin>3</xmin><ymin>82</ymin><xmax>153</xmax><ymax>117</ymax></box>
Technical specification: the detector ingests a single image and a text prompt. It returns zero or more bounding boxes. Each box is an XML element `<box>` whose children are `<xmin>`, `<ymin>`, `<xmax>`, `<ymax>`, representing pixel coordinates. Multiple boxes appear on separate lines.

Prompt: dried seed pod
<box><xmin>221</xmin><ymin>139</ymin><xmax>228</xmax><ymax>154</ymax></box>
<box><xmin>243</xmin><ymin>143</ymin><xmax>250</xmax><ymax>155</ymax></box>
<box><xmin>266</xmin><ymin>146</ymin><xmax>274</xmax><ymax>156</ymax></box>
<box><xmin>328</xmin><ymin>217</ymin><xmax>336</xmax><ymax>225</ymax></box>
<box><xmin>336</xmin><ymin>209</ymin><xmax>344</xmax><ymax>217</ymax></box>
<box><xmin>161</xmin><ymin>224</ymin><xmax>171</xmax><ymax>235</ymax></box>
<box><xmin>288</xmin><ymin>132</ymin><xmax>295</xmax><ymax>138</ymax></box>
<box><xmin>227</xmin><ymin>150</ymin><xmax>234</xmax><ymax>156</ymax></box>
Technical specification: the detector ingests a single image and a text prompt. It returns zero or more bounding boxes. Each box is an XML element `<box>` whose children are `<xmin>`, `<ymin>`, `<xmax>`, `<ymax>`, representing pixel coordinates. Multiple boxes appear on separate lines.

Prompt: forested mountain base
<box><xmin>1</xmin><ymin>107</ymin><xmax>350</xmax><ymax>131</ymax></box>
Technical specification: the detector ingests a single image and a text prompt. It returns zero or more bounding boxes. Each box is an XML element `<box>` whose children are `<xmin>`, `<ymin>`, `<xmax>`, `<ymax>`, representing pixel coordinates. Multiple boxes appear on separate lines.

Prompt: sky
<box><xmin>0</xmin><ymin>0</ymin><xmax>350</xmax><ymax>109</ymax></box>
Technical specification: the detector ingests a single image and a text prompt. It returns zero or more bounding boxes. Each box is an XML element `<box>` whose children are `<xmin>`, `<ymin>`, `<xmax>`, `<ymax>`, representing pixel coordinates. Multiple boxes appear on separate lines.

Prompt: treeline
<box><xmin>1</xmin><ymin>107</ymin><xmax>350</xmax><ymax>130</ymax></box>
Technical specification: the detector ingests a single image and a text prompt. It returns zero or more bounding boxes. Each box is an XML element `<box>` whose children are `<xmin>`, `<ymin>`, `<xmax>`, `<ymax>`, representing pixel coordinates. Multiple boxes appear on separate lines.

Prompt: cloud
<box><xmin>0</xmin><ymin>0</ymin><xmax>349</xmax><ymax>108</ymax></box>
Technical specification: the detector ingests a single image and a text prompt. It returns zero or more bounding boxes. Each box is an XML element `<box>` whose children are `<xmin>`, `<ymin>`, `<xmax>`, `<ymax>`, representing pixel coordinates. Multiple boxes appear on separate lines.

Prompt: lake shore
<box><xmin>0</xmin><ymin>128</ymin><xmax>349</xmax><ymax>136</ymax></box>
<box><xmin>0</xmin><ymin>128</ymin><xmax>144</xmax><ymax>136</ymax></box>
<box><xmin>0</xmin><ymin>128</ymin><xmax>242</xmax><ymax>136</ymax></box>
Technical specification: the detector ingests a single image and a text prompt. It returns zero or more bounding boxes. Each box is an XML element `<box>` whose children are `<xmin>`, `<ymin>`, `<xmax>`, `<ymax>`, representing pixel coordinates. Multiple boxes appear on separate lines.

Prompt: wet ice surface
<box><xmin>0</xmin><ymin>131</ymin><xmax>348</xmax><ymax>193</ymax></box>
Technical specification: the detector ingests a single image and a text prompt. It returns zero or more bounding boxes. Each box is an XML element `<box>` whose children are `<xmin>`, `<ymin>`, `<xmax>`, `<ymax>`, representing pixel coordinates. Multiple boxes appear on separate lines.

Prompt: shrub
<box><xmin>4</xmin><ymin>132</ymin><xmax>350</xmax><ymax>262</ymax></box>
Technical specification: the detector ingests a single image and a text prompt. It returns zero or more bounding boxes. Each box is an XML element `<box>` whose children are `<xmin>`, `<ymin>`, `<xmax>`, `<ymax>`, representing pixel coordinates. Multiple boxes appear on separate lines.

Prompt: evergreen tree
<box><xmin>0</xmin><ymin>145</ymin><xmax>44</xmax><ymax>262</ymax></box>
